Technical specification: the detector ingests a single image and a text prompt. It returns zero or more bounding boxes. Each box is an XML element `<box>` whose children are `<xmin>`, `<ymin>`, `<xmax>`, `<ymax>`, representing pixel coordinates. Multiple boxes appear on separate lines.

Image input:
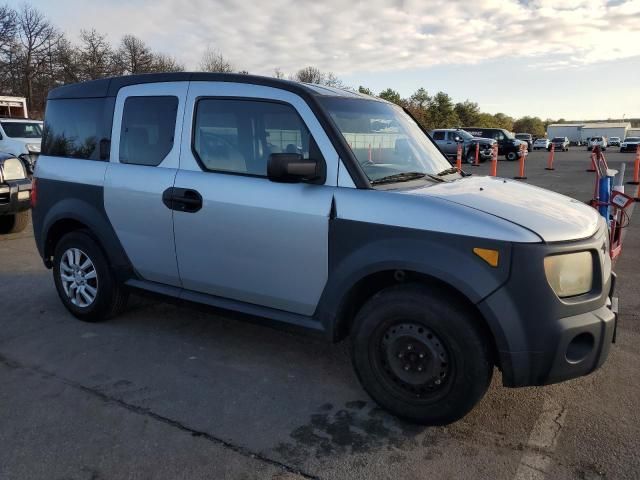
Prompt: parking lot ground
<box><xmin>1</xmin><ymin>148</ymin><xmax>639</xmax><ymax>480</ymax></box>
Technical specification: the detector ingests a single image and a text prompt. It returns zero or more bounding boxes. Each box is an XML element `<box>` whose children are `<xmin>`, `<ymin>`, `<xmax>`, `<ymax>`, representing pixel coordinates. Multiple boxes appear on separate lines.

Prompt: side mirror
<box><xmin>454</xmin><ymin>136</ymin><xmax>462</xmax><ymax>143</ymax></box>
<box><xmin>267</xmin><ymin>153</ymin><xmax>322</xmax><ymax>183</ymax></box>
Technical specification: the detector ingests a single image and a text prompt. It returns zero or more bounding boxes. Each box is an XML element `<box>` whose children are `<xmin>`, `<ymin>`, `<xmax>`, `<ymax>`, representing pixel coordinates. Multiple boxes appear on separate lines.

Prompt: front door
<box><xmin>103</xmin><ymin>82</ymin><xmax>188</xmax><ymax>287</ymax></box>
<box><xmin>173</xmin><ymin>82</ymin><xmax>339</xmax><ymax>316</ymax></box>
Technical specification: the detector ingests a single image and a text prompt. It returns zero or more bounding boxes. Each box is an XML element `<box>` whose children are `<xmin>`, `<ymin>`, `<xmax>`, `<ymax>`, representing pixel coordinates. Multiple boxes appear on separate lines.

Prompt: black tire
<box><xmin>53</xmin><ymin>230</ymin><xmax>128</xmax><ymax>322</ymax></box>
<box><xmin>506</xmin><ymin>151</ymin><xmax>518</xmax><ymax>161</ymax></box>
<box><xmin>0</xmin><ymin>211</ymin><xmax>29</xmax><ymax>234</ymax></box>
<box><xmin>465</xmin><ymin>151</ymin><xmax>476</xmax><ymax>164</ymax></box>
<box><xmin>350</xmin><ymin>284</ymin><xmax>493</xmax><ymax>425</ymax></box>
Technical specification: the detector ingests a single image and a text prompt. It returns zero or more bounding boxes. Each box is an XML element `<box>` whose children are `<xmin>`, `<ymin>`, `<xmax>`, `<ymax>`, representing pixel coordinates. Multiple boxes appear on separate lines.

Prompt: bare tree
<box><xmin>0</xmin><ymin>4</ymin><xmax>16</xmax><ymax>55</ymax></box>
<box><xmin>273</xmin><ymin>67</ymin><xmax>285</xmax><ymax>79</ymax></box>
<box><xmin>151</xmin><ymin>52</ymin><xmax>184</xmax><ymax>72</ymax></box>
<box><xmin>291</xmin><ymin>66</ymin><xmax>345</xmax><ymax>88</ymax></box>
<box><xmin>114</xmin><ymin>34</ymin><xmax>153</xmax><ymax>74</ymax></box>
<box><xmin>16</xmin><ymin>4</ymin><xmax>58</xmax><ymax>110</ymax></box>
<box><xmin>78</xmin><ymin>29</ymin><xmax>113</xmax><ymax>80</ymax></box>
<box><xmin>199</xmin><ymin>47</ymin><xmax>233</xmax><ymax>73</ymax></box>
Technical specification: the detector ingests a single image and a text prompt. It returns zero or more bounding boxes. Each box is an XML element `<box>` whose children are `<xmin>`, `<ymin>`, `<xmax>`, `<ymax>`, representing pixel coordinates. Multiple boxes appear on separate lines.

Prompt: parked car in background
<box><xmin>463</xmin><ymin>127</ymin><xmax>525</xmax><ymax>161</ymax></box>
<box><xmin>430</xmin><ymin>128</ymin><xmax>495</xmax><ymax>164</ymax></box>
<box><xmin>532</xmin><ymin>138</ymin><xmax>550</xmax><ymax>150</ymax></box>
<box><xmin>0</xmin><ymin>118</ymin><xmax>43</xmax><ymax>175</ymax></box>
<box><xmin>515</xmin><ymin>133</ymin><xmax>533</xmax><ymax>150</ymax></box>
<box><xmin>620</xmin><ymin>137</ymin><xmax>640</xmax><ymax>153</ymax></box>
<box><xmin>0</xmin><ymin>152</ymin><xmax>31</xmax><ymax>234</ymax></box>
<box><xmin>32</xmin><ymin>73</ymin><xmax>618</xmax><ymax>425</ymax></box>
<box><xmin>588</xmin><ymin>137</ymin><xmax>607</xmax><ymax>151</ymax></box>
<box><xmin>608</xmin><ymin>137</ymin><xmax>621</xmax><ymax>147</ymax></box>
<box><xmin>551</xmin><ymin>137</ymin><xmax>570</xmax><ymax>151</ymax></box>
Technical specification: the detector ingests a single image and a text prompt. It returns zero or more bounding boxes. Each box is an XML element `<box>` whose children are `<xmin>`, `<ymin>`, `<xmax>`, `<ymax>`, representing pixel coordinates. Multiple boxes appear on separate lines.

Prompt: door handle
<box><xmin>162</xmin><ymin>187</ymin><xmax>203</xmax><ymax>213</ymax></box>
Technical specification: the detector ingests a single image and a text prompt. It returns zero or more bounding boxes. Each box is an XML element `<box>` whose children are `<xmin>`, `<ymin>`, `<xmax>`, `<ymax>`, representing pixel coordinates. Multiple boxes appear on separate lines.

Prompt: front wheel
<box><xmin>351</xmin><ymin>284</ymin><xmax>493</xmax><ymax>425</ymax></box>
<box><xmin>506</xmin><ymin>151</ymin><xmax>518</xmax><ymax>161</ymax></box>
<box><xmin>0</xmin><ymin>211</ymin><xmax>29</xmax><ymax>234</ymax></box>
<box><xmin>53</xmin><ymin>231</ymin><xmax>128</xmax><ymax>322</ymax></box>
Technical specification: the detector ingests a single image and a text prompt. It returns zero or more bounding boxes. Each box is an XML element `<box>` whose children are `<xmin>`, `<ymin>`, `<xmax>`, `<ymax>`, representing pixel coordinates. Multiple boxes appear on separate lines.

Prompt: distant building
<box><xmin>580</xmin><ymin>123</ymin><xmax>630</xmax><ymax>142</ymax></box>
<box><xmin>546</xmin><ymin>124</ymin><xmax>584</xmax><ymax>143</ymax></box>
<box><xmin>546</xmin><ymin>122</ymin><xmax>631</xmax><ymax>144</ymax></box>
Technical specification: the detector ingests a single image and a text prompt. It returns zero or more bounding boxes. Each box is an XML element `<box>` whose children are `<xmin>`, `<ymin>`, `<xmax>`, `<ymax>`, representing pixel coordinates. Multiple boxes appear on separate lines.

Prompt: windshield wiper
<box><xmin>437</xmin><ymin>167</ymin><xmax>459</xmax><ymax>176</ymax></box>
<box><xmin>370</xmin><ymin>172</ymin><xmax>428</xmax><ymax>185</ymax></box>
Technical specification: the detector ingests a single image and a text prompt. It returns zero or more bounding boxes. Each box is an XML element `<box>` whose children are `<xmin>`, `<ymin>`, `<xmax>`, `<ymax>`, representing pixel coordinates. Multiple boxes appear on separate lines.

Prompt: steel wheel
<box><xmin>59</xmin><ymin>247</ymin><xmax>98</xmax><ymax>308</ymax></box>
<box><xmin>378</xmin><ymin>322</ymin><xmax>451</xmax><ymax>398</ymax></box>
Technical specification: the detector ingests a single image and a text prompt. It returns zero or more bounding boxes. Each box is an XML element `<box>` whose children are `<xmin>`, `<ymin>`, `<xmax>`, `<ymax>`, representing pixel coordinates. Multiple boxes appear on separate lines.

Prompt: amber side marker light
<box><xmin>473</xmin><ymin>248</ymin><xmax>499</xmax><ymax>267</ymax></box>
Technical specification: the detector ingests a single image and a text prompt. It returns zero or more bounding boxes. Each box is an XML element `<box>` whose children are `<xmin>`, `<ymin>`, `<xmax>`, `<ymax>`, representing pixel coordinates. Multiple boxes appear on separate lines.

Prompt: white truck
<box><xmin>0</xmin><ymin>97</ymin><xmax>43</xmax><ymax>175</ymax></box>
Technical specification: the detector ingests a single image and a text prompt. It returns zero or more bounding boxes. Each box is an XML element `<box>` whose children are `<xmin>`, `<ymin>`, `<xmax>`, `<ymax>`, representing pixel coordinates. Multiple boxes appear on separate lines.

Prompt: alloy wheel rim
<box><xmin>60</xmin><ymin>248</ymin><xmax>98</xmax><ymax>308</ymax></box>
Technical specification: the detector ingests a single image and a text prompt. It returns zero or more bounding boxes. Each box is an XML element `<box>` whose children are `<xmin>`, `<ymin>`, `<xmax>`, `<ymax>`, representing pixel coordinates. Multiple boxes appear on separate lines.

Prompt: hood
<box><xmin>469</xmin><ymin>137</ymin><xmax>495</xmax><ymax>145</ymax></box>
<box><xmin>401</xmin><ymin>176</ymin><xmax>600</xmax><ymax>242</ymax></box>
<box><xmin>2</xmin><ymin>137</ymin><xmax>40</xmax><ymax>154</ymax></box>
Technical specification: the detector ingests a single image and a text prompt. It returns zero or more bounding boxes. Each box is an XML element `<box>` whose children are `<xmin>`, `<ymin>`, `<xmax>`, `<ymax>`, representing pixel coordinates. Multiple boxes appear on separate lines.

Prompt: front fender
<box><xmin>316</xmin><ymin>218</ymin><xmax>513</xmax><ymax>346</ymax></box>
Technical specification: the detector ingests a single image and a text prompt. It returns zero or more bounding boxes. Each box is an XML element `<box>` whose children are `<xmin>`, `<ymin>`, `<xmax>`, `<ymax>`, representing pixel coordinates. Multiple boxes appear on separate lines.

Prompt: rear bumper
<box><xmin>0</xmin><ymin>178</ymin><xmax>31</xmax><ymax>215</ymax></box>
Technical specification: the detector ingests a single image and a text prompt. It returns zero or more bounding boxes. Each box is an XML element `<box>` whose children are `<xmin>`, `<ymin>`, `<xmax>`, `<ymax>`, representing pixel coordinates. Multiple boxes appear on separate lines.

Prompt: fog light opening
<box><xmin>566</xmin><ymin>332</ymin><xmax>595</xmax><ymax>364</ymax></box>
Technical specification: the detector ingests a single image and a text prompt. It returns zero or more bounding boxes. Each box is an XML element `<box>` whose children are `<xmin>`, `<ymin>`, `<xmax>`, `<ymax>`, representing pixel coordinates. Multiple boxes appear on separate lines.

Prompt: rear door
<box><xmin>103</xmin><ymin>82</ymin><xmax>188</xmax><ymax>286</ymax></box>
<box><xmin>172</xmin><ymin>82</ymin><xmax>339</xmax><ymax>316</ymax></box>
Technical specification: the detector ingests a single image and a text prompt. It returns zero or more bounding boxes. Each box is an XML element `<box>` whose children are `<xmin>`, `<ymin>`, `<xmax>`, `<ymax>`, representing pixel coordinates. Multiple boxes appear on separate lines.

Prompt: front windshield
<box><xmin>516</xmin><ymin>134</ymin><xmax>529</xmax><ymax>139</ymax></box>
<box><xmin>626</xmin><ymin>137</ymin><xmax>640</xmax><ymax>142</ymax></box>
<box><xmin>457</xmin><ymin>130</ymin><xmax>473</xmax><ymax>140</ymax></box>
<box><xmin>1</xmin><ymin>121</ymin><xmax>43</xmax><ymax>138</ymax></box>
<box><xmin>552</xmin><ymin>137</ymin><xmax>564</xmax><ymax>141</ymax></box>
<box><xmin>320</xmin><ymin>98</ymin><xmax>454</xmax><ymax>184</ymax></box>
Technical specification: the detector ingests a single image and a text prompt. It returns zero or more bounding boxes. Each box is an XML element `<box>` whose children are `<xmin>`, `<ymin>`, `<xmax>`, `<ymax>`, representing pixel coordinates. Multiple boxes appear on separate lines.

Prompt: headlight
<box><xmin>544</xmin><ymin>252</ymin><xmax>593</xmax><ymax>298</ymax></box>
<box><xmin>0</xmin><ymin>158</ymin><xmax>26</xmax><ymax>180</ymax></box>
<box><xmin>26</xmin><ymin>144</ymin><xmax>41</xmax><ymax>153</ymax></box>
<box><xmin>621</xmin><ymin>143</ymin><xmax>627</xmax><ymax>147</ymax></box>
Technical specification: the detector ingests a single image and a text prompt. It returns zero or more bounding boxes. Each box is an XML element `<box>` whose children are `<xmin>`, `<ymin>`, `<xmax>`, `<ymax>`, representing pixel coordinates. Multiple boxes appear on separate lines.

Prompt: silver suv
<box><xmin>431</xmin><ymin>128</ymin><xmax>495</xmax><ymax>164</ymax></box>
<box><xmin>32</xmin><ymin>73</ymin><xmax>618</xmax><ymax>425</ymax></box>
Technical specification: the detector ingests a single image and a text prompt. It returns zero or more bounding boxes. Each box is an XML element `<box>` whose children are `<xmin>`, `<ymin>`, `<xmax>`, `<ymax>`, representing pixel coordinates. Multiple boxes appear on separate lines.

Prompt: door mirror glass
<box><xmin>267</xmin><ymin>153</ymin><xmax>321</xmax><ymax>183</ymax></box>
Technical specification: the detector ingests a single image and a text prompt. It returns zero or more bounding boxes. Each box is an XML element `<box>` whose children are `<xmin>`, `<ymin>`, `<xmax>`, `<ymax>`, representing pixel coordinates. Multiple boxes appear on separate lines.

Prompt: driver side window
<box><xmin>193</xmin><ymin>98</ymin><xmax>321</xmax><ymax>176</ymax></box>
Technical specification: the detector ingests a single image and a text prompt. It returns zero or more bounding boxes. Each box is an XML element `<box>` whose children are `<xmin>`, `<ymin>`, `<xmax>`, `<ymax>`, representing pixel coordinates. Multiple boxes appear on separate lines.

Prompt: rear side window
<box><xmin>193</xmin><ymin>98</ymin><xmax>320</xmax><ymax>176</ymax></box>
<box><xmin>41</xmin><ymin>97</ymin><xmax>115</xmax><ymax>160</ymax></box>
<box><xmin>432</xmin><ymin>131</ymin><xmax>445</xmax><ymax>140</ymax></box>
<box><xmin>119</xmin><ymin>96</ymin><xmax>178</xmax><ymax>166</ymax></box>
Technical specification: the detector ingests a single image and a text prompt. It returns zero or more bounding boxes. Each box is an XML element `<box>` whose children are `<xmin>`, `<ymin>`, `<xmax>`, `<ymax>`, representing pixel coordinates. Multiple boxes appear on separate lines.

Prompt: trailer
<box><xmin>0</xmin><ymin>96</ymin><xmax>28</xmax><ymax>118</ymax></box>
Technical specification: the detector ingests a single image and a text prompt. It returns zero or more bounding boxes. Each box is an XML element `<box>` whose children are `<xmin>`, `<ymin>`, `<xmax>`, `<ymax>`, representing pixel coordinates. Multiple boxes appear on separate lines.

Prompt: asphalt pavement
<box><xmin>1</xmin><ymin>147</ymin><xmax>639</xmax><ymax>480</ymax></box>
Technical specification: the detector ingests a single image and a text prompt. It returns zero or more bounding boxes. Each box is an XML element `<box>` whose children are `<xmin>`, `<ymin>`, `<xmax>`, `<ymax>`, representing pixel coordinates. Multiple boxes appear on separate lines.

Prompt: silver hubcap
<box><xmin>60</xmin><ymin>248</ymin><xmax>98</xmax><ymax>308</ymax></box>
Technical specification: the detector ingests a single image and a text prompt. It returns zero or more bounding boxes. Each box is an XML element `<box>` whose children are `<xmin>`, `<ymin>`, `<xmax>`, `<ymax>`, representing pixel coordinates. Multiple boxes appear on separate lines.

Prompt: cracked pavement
<box><xmin>1</xmin><ymin>149</ymin><xmax>639</xmax><ymax>479</ymax></box>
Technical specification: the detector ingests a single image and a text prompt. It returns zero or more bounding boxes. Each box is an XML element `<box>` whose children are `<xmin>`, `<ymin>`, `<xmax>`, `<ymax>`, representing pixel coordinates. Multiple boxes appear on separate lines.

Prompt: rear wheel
<box><xmin>0</xmin><ymin>211</ymin><xmax>29</xmax><ymax>234</ymax></box>
<box><xmin>351</xmin><ymin>284</ymin><xmax>493</xmax><ymax>425</ymax></box>
<box><xmin>53</xmin><ymin>231</ymin><xmax>128</xmax><ymax>322</ymax></box>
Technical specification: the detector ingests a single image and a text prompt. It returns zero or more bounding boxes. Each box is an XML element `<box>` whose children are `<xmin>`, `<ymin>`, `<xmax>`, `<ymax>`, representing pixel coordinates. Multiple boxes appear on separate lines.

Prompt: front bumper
<box><xmin>620</xmin><ymin>145</ymin><xmax>639</xmax><ymax>152</ymax></box>
<box><xmin>0</xmin><ymin>178</ymin><xmax>31</xmax><ymax>215</ymax></box>
<box><xmin>477</xmin><ymin>224</ymin><xmax>617</xmax><ymax>387</ymax></box>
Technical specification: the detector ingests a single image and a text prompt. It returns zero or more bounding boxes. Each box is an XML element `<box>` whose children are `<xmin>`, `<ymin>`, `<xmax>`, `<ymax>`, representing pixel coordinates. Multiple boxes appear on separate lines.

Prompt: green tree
<box><xmin>378</xmin><ymin>88</ymin><xmax>402</xmax><ymax>105</ymax></box>
<box><xmin>454</xmin><ymin>100</ymin><xmax>481</xmax><ymax>127</ymax></box>
<box><xmin>512</xmin><ymin>116</ymin><xmax>545</xmax><ymax>137</ymax></box>
<box><xmin>358</xmin><ymin>85</ymin><xmax>373</xmax><ymax>95</ymax></box>
<box><xmin>492</xmin><ymin>113</ymin><xmax>514</xmax><ymax>131</ymax></box>
<box><xmin>428</xmin><ymin>92</ymin><xmax>459</xmax><ymax>129</ymax></box>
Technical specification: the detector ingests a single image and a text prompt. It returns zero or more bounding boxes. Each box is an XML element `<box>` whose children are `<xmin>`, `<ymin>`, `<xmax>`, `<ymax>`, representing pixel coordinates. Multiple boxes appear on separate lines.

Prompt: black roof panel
<box><xmin>47</xmin><ymin>72</ymin><xmax>368</xmax><ymax>100</ymax></box>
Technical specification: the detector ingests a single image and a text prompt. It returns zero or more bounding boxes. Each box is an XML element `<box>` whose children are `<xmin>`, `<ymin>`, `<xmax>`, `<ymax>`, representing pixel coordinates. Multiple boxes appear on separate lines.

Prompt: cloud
<box><xmin>45</xmin><ymin>0</ymin><xmax>640</xmax><ymax>74</ymax></box>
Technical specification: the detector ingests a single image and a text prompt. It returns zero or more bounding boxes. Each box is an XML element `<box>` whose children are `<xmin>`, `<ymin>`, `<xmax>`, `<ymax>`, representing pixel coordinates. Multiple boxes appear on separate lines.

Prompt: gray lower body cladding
<box><xmin>31</xmin><ymin>177</ymin><xmax>134</xmax><ymax>281</ymax></box>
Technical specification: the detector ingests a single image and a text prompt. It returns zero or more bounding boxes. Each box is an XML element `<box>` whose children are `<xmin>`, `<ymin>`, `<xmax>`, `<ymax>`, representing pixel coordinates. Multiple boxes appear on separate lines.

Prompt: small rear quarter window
<box><xmin>42</xmin><ymin>97</ymin><xmax>115</xmax><ymax>160</ymax></box>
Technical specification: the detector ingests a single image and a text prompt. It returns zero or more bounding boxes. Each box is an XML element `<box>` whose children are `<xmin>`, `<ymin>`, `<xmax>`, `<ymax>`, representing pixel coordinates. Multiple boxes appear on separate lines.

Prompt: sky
<box><xmin>12</xmin><ymin>0</ymin><xmax>640</xmax><ymax>120</ymax></box>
